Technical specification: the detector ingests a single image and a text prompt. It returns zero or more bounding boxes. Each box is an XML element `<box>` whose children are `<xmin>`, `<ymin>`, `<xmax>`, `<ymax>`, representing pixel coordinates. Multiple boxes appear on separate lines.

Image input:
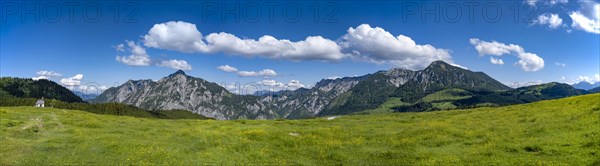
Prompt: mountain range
<box><xmin>91</xmin><ymin>61</ymin><xmax>589</xmax><ymax>120</ymax></box>
<box><xmin>72</xmin><ymin>91</ymin><xmax>99</xmax><ymax>100</ymax></box>
<box><xmin>571</xmin><ymin>81</ymin><xmax>600</xmax><ymax>90</ymax></box>
<box><xmin>1</xmin><ymin>61</ymin><xmax>588</xmax><ymax>120</ymax></box>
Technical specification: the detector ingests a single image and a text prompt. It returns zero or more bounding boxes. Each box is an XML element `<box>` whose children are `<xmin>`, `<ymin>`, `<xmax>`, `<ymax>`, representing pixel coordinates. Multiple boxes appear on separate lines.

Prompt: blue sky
<box><xmin>1</xmin><ymin>0</ymin><xmax>599</xmax><ymax>94</ymax></box>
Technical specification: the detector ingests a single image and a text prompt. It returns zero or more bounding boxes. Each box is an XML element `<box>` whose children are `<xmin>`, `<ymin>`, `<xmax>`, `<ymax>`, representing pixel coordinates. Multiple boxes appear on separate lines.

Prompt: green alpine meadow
<box><xmin>3</xmin><ymin>0</ymin><xmax>600</xmax><ymax>165</ymax></box>
<box><xmin>1</xmin><ymin>94</ymin><xmax>598</xmax><ymax>165</ymax></box>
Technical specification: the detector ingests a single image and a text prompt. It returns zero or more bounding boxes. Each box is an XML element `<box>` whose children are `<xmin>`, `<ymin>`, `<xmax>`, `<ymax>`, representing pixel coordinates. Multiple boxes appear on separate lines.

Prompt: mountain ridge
<box><xmin>92</xmin><ymin>61</ymin><xmax>585</xmax><ymax>119</ymax></box>
<box><xmin>571</xmin><ymin>81</ymin><xmax>600</xmax><ymax>90</ymax></box>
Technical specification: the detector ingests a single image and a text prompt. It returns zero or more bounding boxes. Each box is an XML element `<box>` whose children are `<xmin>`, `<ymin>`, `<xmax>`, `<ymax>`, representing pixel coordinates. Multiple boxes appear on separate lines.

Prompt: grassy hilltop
<box><xmin>1</xmin><ymin>94</ymin><xmax>599</xmax><ymax>165</ymax></box>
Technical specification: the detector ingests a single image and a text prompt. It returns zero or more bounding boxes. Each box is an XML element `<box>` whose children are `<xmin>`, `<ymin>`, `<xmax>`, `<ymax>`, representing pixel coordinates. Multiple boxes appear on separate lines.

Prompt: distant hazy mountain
<box><xmin>588</xmin><ymin>87</ymin><xmax>600</xmax><ymax>93</ymax></box>
<box><xmin>251</xmin><ymin>90</ymin><xmax>289</xmax><ymax>96</ymax></box>
<box><xmin>571</xmin><ymin>81</ymin><xmax>600</xmax><ymax>90</ymax></box>
<box><xmin>92</xmin><ymin>61</ymin><xmax>587</xmax><ymax>119</ymax></box>
<box><xmin>71</xmin><ymin>90</ymin><xmax>99</xmax><ymax>101</ymax></box>
<box><xmin>0</xmin><ymin>77</ymin><xmax>83</xmax><ymax>103</ymax></box>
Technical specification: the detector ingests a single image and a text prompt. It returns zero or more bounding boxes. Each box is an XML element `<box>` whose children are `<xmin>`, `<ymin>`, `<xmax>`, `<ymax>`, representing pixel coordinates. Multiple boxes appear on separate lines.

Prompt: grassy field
<box><xmin>1</xmin><ymin>94</ymin><xmax>599</xmax><ymax>165</ymax></box>
<box><xmin>355</xmin><ymin>97</ymin><xmax>410</xmax><ymax>114</ymax></box>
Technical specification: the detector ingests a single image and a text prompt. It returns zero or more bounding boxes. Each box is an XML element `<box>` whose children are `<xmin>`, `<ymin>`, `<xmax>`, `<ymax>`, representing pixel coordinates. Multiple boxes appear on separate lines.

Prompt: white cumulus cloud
<box><xmin>238</xmin><ymin>69</ymin><xmax>277</xmax><ymax>77</ymax></box>
<box><xmin>157</xmin><ymin>59</ymin><xmax>192</xmax><ymax>70</ymax></box>
<box><xmin>222</xmin><ymin>83</ymin><xmax>241</xmax><ymax>94</ymax></box>
<box><xmin>217</xmin><ymin>65</ymin><xmax>277</xmax><ymax>77</ymax></box>
<box><xmin>114</xmin><ymin>43</ymin><xmax>125</xmax><ymax>52</ymax></box>
<box><xmin>259</xmin><ymin>79</ymin><xmax>284</xmax><ymax>87</ymax></box>
<box><xmin>32</xmin><ymin>70</ymin><xmax>62</xmax><ymax>80</ymax></box>
<box><xmin>78</xmin><ymin>85</ymin><xmax>109</xmax><ymax>94</ymax></box>
<box><xmin>490</xmin><ymin>57</ymin><xmax>505</xmax><ymax>65</ymax></box>
<box><xmin>339</xmin><ymin>24</ymin><xmax>453</xmax><ymax>70</ymax></box>
<box><xmin>36</xmin><ymin>70</ymin><xmax>62</xmax><ymax>77</ymax></box>
<box><xmin>516</xmin><ymin>52</ymin><xmax>545</xmax><ymax>72</ymax></box>
<box><xmin>526</xmin><ymin>0</ymin><xmax>539</xmax><ymax>6</ymax></box>
<box><xmin>526</xmin><ymin>0</ymin><xmax>568</xmax><ymax>6</ymax></box>
<box><xmin>32</xmin><ymin>76</ymin><xmax>49</xmax><ymax>80</ymax></box>
<box><xmin>143</xmin><ymin>21</ymin><xmax>209</xmax><ymax>53</ymax></box>
<box><xmin>470</xmin><ymin>38</ymin><xmax>544</xmax><ymax>72</ymax></box>
<box><xmin>217</xmin><ymin>65</ymin><xmax>238</xmax><ymax>72</ymax></box>
<box><xmin>286</xmin><ymin>80</ymin><xmax>305</xmax><ymax>89</ymax></box>
<box><xmin>576</xmin><ymin>74</ymin><xmax>600</xmax><ymax>84</ymax></box>
<box><xmin>535</xmin><ymin>13</ymin><xmax>563</xmax><ymax>29</ymax></box>
<box><xmin>32</xmin><ymin>71</ymin><xmax>110</xmax><ymax>93</ymax></box>
<box><xmin>60</xmin><ymin>74</ymin><xmax>84</xmax><ymax>87</ymax></box>
<box><xmin>470</xmin><ymin>38</ymin><xmax>521</xmax><ymax>56</ymax></box>
<box><xmin>142</xmin><ymin>21</ymin><xmax>344</xmax><ymax>61</ymax></box>
<box><xmin>205</xmin><ymin>33</ymin><xmax>345</xmax><ymax>61</ymax></box>
<box><xmin>258</xmin><ymin>79</ymin><xmax>305</xmax><ymax>90</ymax></box>
<box><xmin>116</xmin><ymin>41</ymin><xmax>151</xmax><ymax>66</ymax></box>
<box><xmin>139</xmin><ymin>22</ymin><xmax>457</xmax><ymax>69</ymax></box>
<box><xmin>569</xmin><ymin>0</ymin><xmax>600</xmax><ymax>34</ymax></box>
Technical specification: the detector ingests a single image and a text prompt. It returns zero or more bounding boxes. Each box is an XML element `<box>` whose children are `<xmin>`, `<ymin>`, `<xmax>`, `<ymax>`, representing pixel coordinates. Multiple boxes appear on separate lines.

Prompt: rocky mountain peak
<box><xmin>168</xmin><ymin>70</ymin><xmax>187</xmax><ymax>77</ymax></box>
<box><xmin>162</xmin><ymin>70</ymin><xmax>190</xmax><ymax>83</ymax></box>
<box><xmin>425</xmin><ymin>60</ymin><xmax>453</xmax><ymax>70</ymax></box>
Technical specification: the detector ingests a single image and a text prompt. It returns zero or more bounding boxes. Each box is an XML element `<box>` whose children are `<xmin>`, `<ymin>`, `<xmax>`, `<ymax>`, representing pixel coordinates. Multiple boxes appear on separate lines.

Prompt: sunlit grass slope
<box><xmin>1</xmin><ymin>94</ymin><xmax>599</xmax><ymax>165</ymax></box>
